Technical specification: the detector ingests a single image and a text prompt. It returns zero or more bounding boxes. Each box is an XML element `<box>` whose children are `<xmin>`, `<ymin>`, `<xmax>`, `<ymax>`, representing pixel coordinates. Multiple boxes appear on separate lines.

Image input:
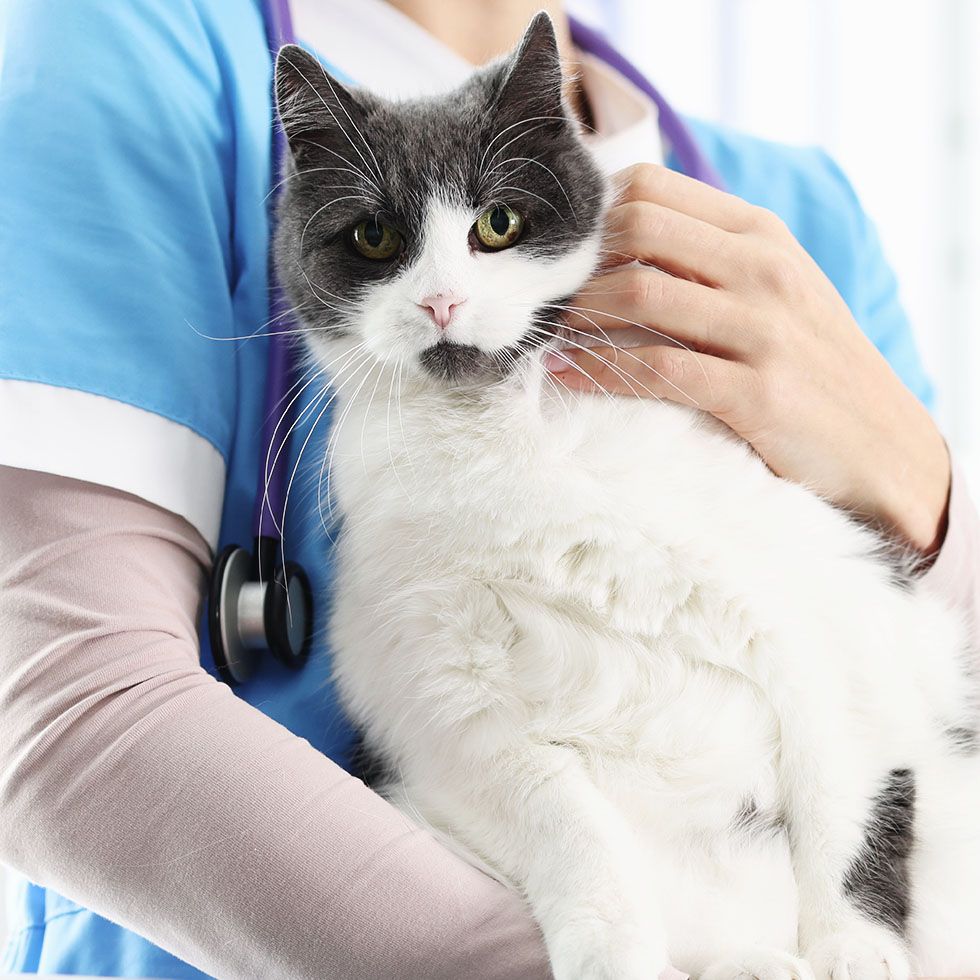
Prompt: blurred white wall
<box><xmin>571</xmin><ymin>0</ymin><xmax>980</xmax><ymax>494</ymax></box>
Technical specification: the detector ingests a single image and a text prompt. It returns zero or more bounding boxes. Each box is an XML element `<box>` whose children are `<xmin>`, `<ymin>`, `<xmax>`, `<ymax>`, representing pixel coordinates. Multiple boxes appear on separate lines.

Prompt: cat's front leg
<box><xmin>443</xmin><ymin>743</ymin><xmax>668</xmax><ymax>980</ymax></box>
<box><xmin>779</xmin><ymin>746</ymin><xmax>913</xmax><ymax>980</ymax></box>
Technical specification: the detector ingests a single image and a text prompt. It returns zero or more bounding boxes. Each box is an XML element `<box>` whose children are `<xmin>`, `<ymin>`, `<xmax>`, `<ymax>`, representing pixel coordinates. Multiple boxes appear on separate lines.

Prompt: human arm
<box><xmin>0</xmin><ymin>464</ymin><xmax>553</xmax><ymax>980</ymax></box>
<box><xmin>918</xmin><ymin>459</ymin><xmax>980</xmax><ymax>649</ymax></box>
<box><xmin>546</xmin><ymin>162</ymin><xmax>951</xmax><ymax>555</ymax></box>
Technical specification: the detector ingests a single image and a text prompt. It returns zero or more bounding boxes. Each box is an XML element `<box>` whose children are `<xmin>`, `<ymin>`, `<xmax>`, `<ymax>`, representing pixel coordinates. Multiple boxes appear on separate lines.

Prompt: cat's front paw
<box><xmin>547</xmin><ymin>918</ymin><xmax>669</xmax><ymax>980</ymax></box>
<box><xmin>805</xmin><ymin>925</ymin><xmax>911</xmax><ymax>980</ymax></box>
<box><xmin>700</xmin><ymin>946</ymin><xmax>815</xmax><ymax>980</ymax></box>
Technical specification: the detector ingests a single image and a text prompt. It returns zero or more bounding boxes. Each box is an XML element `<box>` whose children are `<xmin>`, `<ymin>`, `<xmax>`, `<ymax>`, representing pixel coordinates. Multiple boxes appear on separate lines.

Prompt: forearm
<box><xmin>0</xmin><ymin>465</ymin><xmax>550</xmax><ymax>980</ymax></box>
<box><xmin>918</xmin><ymin>458</ymin><xmax>980</xmax><ymax>656</ymax></box>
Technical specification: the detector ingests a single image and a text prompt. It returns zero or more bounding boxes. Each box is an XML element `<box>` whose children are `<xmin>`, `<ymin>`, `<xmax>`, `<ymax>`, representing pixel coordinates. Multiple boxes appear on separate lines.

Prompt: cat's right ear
<box><xmin>274</xmin><ymin>44</ymin><xmax>363</xmax><ymax>160</ymax></box>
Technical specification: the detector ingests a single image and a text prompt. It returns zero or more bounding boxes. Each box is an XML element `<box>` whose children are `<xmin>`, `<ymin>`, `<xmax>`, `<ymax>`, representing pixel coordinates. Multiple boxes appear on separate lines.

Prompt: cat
<box><xmin>271</xmin><ymin>14</ymin><xmax>980</xmax><ymax>980</ymax></box>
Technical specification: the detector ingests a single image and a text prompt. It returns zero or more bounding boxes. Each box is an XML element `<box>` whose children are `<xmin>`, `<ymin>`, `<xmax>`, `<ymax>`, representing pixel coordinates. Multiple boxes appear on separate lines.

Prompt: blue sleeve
<box><xmin>0</xmin><ymin>0</ymin><xmax>269</xmax><ymax>460</ymax></box>
<box><xmin>682</xmin><ymin>119</ymin><xmax>935</xmax><ymax>411</ymax></box>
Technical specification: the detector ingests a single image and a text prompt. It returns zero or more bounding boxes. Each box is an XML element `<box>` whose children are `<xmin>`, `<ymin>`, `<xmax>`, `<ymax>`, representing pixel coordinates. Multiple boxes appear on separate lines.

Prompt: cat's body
<box><xmin>326</xmin><ymin>358</ymin><xmax>975</xmax><ymax>978</ymax></box>
<box><xmin>273</xmin><ymin>15</ymin><xmax>980</xmax><ymax>979</ymax></box>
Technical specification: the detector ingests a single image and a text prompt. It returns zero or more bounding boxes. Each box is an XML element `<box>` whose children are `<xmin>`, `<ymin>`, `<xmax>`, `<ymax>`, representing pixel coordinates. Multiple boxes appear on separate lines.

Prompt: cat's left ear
<box><xmin>274</xmin><ymin>44</ymin><xmax>366</xmax><ymax>160</ymax></box>
<box><xmin>492</xmin><ymin>12</ymin><xmax>568</xmax><ymax>123</ymax></box>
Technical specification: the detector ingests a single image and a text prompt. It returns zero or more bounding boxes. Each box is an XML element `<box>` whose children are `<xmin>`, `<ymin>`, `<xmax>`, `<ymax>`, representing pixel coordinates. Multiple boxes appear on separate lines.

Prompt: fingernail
<box><xmin>543</xmin><ymin>351</ymin><xmax>570</xmax><ymax>373</ymax></box>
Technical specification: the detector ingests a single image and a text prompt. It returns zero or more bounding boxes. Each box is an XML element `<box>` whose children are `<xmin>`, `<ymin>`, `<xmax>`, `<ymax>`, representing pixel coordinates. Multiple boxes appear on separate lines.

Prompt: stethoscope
<box><xmin>207</xmin><ymin>0</ymin><xmax>726</xmax><ymax>686</ymax></box>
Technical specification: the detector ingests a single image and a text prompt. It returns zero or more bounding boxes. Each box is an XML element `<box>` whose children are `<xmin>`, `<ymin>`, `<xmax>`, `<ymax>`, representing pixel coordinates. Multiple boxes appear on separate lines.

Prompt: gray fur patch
<box><xmin>843</xmin><ymin>768</ymin><xmax>916</xmax><ymax>935</ymax></box>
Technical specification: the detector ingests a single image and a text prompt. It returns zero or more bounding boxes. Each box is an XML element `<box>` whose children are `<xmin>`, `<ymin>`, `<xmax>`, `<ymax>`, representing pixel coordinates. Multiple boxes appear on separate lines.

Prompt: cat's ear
<box><xmin>493</xmin><ymin>12</ymin><xmax>567</xmax><ymax>123</ymax></box>
<box><xmin>274</xmin><ymin>44</ymin><xmax>365</xmax><ymax>160</ymax></box>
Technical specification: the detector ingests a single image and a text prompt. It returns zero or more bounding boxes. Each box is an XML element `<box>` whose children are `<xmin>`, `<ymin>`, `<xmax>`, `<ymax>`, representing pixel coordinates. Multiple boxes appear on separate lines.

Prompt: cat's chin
<box><xmin>417</xmin><ymin>340</ymin><xmax>510</xmax><ymax>386</ymax></box>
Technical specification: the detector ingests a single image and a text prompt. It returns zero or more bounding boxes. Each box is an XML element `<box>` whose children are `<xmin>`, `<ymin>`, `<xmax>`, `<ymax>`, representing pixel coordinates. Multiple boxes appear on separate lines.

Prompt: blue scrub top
<box><xmin>0</xmin><ymin>1</ymin><xmax>932</xmax><ymax>977</ymax></box>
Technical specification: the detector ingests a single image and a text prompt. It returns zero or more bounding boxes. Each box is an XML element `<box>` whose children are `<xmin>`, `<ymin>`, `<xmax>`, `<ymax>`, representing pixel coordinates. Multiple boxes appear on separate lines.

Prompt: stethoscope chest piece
<box><xmin>208</xmin><ymin>541</ymin><xmax>314</xmax><ymax>686</ymax></box>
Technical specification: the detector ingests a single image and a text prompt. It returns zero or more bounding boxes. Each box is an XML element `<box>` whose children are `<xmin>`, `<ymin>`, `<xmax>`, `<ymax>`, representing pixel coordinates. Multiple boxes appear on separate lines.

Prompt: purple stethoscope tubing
<box><xmin>254</xmin><ymin>0</ymin><xmax>297</xmax><ymax>546</ymax></box>
<box><xmin>255</xmin><ymin>1</ymin><xmax>725</xmax><ymax>547</ymax></box>
<box><xmin>207</xmin><ymin>0</ymin><xmax>726</xmax><ymax>685</ymax></box>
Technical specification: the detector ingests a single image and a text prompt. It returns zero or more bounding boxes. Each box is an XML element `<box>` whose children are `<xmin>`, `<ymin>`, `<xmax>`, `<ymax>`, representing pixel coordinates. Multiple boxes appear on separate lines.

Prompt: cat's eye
<box><xmin>474</xmin><ymin>205</ymin><xmax>524</xmax><ymax>250</ymax></box>
<box><xmin>350</xmin><ymin>219</ymin><xmax>402</xmax><ymax>260</ymax></box>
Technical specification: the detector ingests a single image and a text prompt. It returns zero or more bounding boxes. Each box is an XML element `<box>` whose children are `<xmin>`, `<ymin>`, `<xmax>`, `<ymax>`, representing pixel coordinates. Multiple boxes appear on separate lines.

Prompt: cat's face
<box><xmin>273</xmin><ymin>13</ymin><xmax>607</xmax><ymax>386</ymax></box>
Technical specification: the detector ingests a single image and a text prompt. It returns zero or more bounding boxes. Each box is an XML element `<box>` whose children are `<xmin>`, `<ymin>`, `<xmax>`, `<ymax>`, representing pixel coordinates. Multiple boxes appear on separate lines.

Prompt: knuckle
<box><xmin>754</xmin><ymin>246</ymin><xmax>802</xmax><ymax>298</ymax></box>
<box><xmin>634</xmin><ymin>267</ymin><xmax>667</xmax><ymax>311</ymax></box>
<box><xmin>614</xmin><ymin>200</ymin><xmax>652</xmax><ymax>241</ymax></box>
<box><xmin>744</xmin><ymin>204</ymin><xmax>784</xmax><ymax>236</ymax></box>
<box><xmin>647</xmin><ymin>345</ymin><xmax>685</xmax><ymax>386</ymax></box>
<box><xmin>628</xmin><ymin>161</ymin><xmax>665</xmax><ymax>201</ymax></box>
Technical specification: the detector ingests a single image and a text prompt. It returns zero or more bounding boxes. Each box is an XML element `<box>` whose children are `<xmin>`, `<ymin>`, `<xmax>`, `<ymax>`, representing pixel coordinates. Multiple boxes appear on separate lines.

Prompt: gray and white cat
<box><xmin>273</xmin><ymin>14</ymin><xmax>980</xmax><ymax>980</ymax></box>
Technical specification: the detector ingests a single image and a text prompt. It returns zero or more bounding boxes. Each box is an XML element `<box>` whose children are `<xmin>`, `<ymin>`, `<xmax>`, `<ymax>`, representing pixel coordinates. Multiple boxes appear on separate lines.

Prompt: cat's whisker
<box><xmin>360</xmin><ymin>358</ymin><xmax>389</xmax><ymax>478</ymax></box>
<box><xmin>261</xmin><ymin>348</ymin><xmax>370</xmax><ymax>559</ymax></box>
<box><xmin>276</xmin><ymin>348</ymin><xmax>373</xmax><ymax>552</ymax></box>
<box><xmin>544</xmin><ymin>302</ymin><xmax>711</xmax><ymax>394</ymax></box>
<box><xmin>302</xmin><ymin>273</ymin><xmax>359</xmax><ymax>317</ymax></box>
<box><xmin>262</xmin><ymin>341</ymin><xmax>368</xmax><ymax>522</ymax></box>
<box><xmin>489</xmin><ymin>184</ymin><xmax>565</xmax><ymax>222</ymax></box>
<box><xmin>312</xmin><ymin>58</ymin><xmax>387</xmax><ymax>186</ymax></box>
<box><xmin>292</xmin><ymin>139</ymin><xmax>384</xmax><ymax>197</ymax></box>
<box><xmin>394</xmin><ymin>358</ymin><xmax>418</xmax><ymax>482</ymax></box>
<box><xmin>283</xmin><ymin>53</ymin><xmax>385</xmax><ymax>188</ymax></box>
<box><xmin>322</xmin><ymin>355</ymin><xmax>386</xmax><ymax>525</ymax></box>
<box><xmin>536</xmin><ymin>315</ymin><xmax>693</xmax><ymax>407</ymax></box>
<box><xmin>595</xmin><ymin>246</ymin><xmax>647</xmax><ymax>264</ymax></box>
<box><xmin>528</xmin><ymin>320</ymin><xmax>663</xmax><ymax>405</ymax></box>
<box><xmin>311</xmin><ymin>351</ymin><xmax>380</xmax><ymax>535</ymax></box>
<box><xmin>553</xmin><ymin>313</ymin><xmax>617</xmax><ymax>351</ymax></box>
<box><xmin>299</xmin><ymin>193</ymin><xmax>377</xmax><ymax>255</ymax></box>
<box><xmin>484</xmin><ymin>155</ymin><xmax>576</xmax><ymax>222</ymax></box>
<box><xmin>527</xmin><ymin>323</ymin><xmax>634</xmax><ymax>416</ymax></box>
<box><xmin>264</xmin><ymin>165</ymin><xmax>384</xmax><ymax>203</ymax></box>
<box><xmin>279</xmin><ymin>355</ymin><xmax>374</xmax><ymax>611</ymax></box>
<box><xmin>556</xmin><ymin>320</ymin><xmax>700</xmax><ymax>407</ymax></box>
<box><xmin>478</xmin><ymin>114</ymin><xmax>569</xmax><ymax>174</ymax></box>
<box><xmin>184</xmin><ymin>301</ymin><xmax>316</xmax><ymax>344</ymax></box>
<box><xmin>316</xmin><ymin>361</ymin><xmax>384</xmax><ymax>528</ymax></box>
<box><xmin>256</xmin><ymin>382</ymin><xmax>333</xmax><ymax>588</ymax></box>
<box><xmin>381</xmin><ymin>356</ymin><xmax>416</xmax><ymax>507</ymax></box>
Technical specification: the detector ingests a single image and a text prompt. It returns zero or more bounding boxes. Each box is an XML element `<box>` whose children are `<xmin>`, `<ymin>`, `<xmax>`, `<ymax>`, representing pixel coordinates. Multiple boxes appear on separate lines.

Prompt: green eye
<box><xmin>350</xmin><ymin>219</ymin><xmax>402</xmax><ymax>260</ymax></box>
<box><xmin>474</xmin><ymin>205</ymin><xmax>524</xmax><ymax>250</ymax></box>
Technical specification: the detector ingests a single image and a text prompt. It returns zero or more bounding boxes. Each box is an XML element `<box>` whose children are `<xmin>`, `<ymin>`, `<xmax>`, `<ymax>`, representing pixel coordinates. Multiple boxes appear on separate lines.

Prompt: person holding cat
<box><xmin>0</xmin><ymin>1</ymin><xmax>977</xmax><ymax>979</ymax></box>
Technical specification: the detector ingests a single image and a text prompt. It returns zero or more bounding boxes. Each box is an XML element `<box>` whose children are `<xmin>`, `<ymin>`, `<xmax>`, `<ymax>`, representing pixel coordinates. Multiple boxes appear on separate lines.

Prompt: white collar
<box><xmin>289</xmin><ymin>0</ymin><xmax>664</xmax><ymax>171</ymax></box>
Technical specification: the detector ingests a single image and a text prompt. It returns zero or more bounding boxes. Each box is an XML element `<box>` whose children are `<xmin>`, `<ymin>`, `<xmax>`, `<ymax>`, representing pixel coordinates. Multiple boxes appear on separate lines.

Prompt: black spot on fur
<box><xmin>843</xmin><ymin>768</ymin><xmax>916</xmax><ymax>935</ymax></box>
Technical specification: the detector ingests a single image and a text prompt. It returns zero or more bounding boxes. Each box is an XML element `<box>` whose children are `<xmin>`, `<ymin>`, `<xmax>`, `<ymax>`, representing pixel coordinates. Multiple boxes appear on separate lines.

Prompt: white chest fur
<box><xmin>322</xmin><ymin>360</ymin><xmax>972</xmax><ymax>978</ymax></box>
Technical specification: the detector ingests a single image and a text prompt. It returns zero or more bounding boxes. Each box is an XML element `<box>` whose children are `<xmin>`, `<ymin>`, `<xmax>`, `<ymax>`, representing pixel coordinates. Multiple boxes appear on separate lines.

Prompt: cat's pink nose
<box><xmin>418</xmin><ymin>293</ymin><xmax>466</xmax><ymax>330</ymax></box>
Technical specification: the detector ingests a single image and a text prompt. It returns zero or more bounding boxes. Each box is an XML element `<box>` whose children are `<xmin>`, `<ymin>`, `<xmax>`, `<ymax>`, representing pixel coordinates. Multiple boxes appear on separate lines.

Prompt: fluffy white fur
<box><xmin>304</xmin><ymin>195</ymin><xmax>980</xmax><ymax>980</ymax></box>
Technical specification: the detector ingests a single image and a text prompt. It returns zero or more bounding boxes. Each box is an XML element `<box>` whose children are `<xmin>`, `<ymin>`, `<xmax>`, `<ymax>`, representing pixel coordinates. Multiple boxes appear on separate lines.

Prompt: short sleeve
<box><xmin>0</xmin><ymin>0</ymin><xmax>271</xmax><ymax>546</ymax></box>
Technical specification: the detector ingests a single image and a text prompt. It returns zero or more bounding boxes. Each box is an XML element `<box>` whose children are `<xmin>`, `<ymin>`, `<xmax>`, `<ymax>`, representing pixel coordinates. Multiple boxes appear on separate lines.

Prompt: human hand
<box><xmin>545</xmin><ymin>163</ymin><xmax>951</xmax><ymax>554</ymax></box>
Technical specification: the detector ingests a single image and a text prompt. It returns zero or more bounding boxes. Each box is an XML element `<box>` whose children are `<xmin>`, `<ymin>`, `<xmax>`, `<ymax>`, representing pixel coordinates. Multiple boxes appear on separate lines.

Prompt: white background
<box><xmin>3</xmin><ymin>0</ymin><xmax>979</xmax><ymax>957</ymax></box>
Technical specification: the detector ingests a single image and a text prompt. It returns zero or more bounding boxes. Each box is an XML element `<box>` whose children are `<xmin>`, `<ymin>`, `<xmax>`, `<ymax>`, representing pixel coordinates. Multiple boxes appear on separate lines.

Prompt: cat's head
<box><xmin>272</xmin><ymin>12</ymin><xmax>607</xmax><ymax>387</ymax></box>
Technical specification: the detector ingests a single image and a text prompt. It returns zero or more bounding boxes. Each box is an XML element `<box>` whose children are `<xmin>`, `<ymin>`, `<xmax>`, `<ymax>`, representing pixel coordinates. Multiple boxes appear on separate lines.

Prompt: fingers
<box><xmin>613</xmin><ymin>162</ymin><xmax>765</xmax><ymax>234</ymax></box>
<box><xmin>601</xmin><ymin>200</ymin><xmax>737</xmax><ymax>286</ymax></box>
<box><xmin>562</xmin><ymin>266</ymin><xmax>753</xmax><ymax>359</ymax></box>
<box><xmin>547</xmin><ymin>342</ymin><xmax>756</xmax><ymax>418</ymax></box>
